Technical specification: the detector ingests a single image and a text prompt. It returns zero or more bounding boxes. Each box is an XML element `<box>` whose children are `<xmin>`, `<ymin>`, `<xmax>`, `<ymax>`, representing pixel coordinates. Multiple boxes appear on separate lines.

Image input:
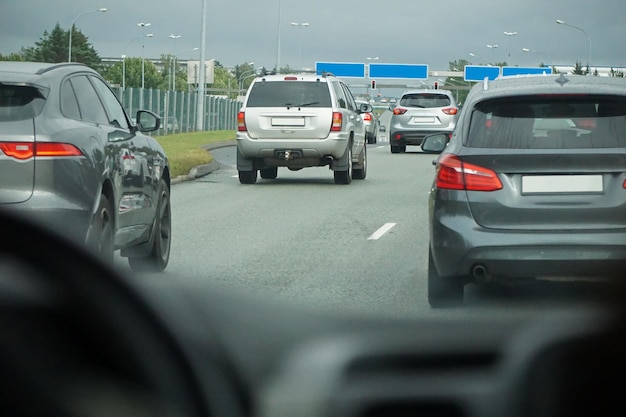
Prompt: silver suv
<box><xmin>236</xmin><ymin>73</ymin><xmax>367</xmax><ymax>184</ymax></box>
<box><xmin>389</xmin><ymin>89</ymin><xmax>458</xmax><ymax>153</ymax></box>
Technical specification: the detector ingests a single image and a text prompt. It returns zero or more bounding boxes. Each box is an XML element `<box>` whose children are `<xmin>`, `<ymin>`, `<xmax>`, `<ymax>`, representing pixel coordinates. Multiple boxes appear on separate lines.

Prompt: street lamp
<box><xmin>68</xmin><ymin>8</ymin><xmax>107</xmax><ymax>62</ymax></box>
<box><xmin>239</xmin><ymin>66</ymin><xmax>257</xmax><ymax>91</ymax></box>
<box><xmin>122</xmin><ymin>34</ymin><xmax>153</xmax><ymax>92</ymax></box>
<box><xmin>503</xmin><ymin>31</ymin><xmax>517</xmax><ymax>60</ymax></box>
<box><xmin>290</xmin><ymin>22</ymin><xmax>309</xmax><ymax>71</ymax></box>
<box><xmin>521</xmin><ymin>47</ymin><xmax>555</xmax><ymax>71</ymax></box>
<box><xmin>556</xmin><ymin>19</ymin><xmax>592</xmax><ymax>71</ymax></box>
<box><xmin>137</xmin><ymin>22</ymin><xmax>151</xmax><ymax>109</ymax></box>
<box><xmin>168</xmin><ymin>34</ymin><xmax>182</xmax><ymax>91</ymax></box>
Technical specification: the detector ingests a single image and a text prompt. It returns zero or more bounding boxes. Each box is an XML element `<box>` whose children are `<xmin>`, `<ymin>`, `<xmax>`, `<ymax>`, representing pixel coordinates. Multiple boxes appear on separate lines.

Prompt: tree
<box><xmin>15</xmin><ymin>23</ymin><xmax>101</xmax><ymax>69</ymax></box>
<box><xmin>572</xmin><ymin>61</ymin><xmax>586</xmax><ymax>75</ymax></box>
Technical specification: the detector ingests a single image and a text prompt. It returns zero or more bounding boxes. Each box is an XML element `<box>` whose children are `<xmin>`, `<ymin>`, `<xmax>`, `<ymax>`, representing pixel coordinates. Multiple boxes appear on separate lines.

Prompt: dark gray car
<box><xmin>422</xmin><ymin>74</ymin><xmax>626</xmax><ymax>307</ymax></box>
<box><xmin>0</xmin><ymin>62</ymin><xmax>171</xmax><ymax>271</ymax></box>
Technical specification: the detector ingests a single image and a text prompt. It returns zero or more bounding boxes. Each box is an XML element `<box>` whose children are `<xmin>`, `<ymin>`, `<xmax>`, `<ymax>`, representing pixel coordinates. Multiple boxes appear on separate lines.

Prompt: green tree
<box><xmin>572</xmin><ymin>61</ymin><xmax>586</xmax><ymax>75</ymax></box>
<box><xmin>0</xmin><ymin>52</ymin><xmax>25</xmax><ymax>61</ymax></box>
<box><xmin>16</xmin><ymin>23</ymin><xmax>101</xmax><ymax>69</ymax></box>
<box><xmin>105</xmin><ymin>57</ymin><xmax>161</xmax><ymax>89</ymax></box>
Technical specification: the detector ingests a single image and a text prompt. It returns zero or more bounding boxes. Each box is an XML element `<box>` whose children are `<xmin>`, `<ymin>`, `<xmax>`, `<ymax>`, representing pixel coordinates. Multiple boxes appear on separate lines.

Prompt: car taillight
<box><xmin>363</xmin><ymin>113</ymin><xmax>373</xmax><ymax>122</ymax></box>
<box><xmin>442</xmin><ymin>107</ymin><xmax>458</xmax><ymax>115</ymax></box>
<box><xmin>393</xmin><ymin>108</ymin><xmax>407</xmax><ymax>115</ymax></box>
<box><xmin>0</xmin><ymin>142</ymin><xmax>83</xmax><ymax>160</ymax></box>
<box><xmin>331</xmin><ymin>112</ymin><xmax>343</xmax><ymax>131</ymax></box>
<box><xmin>237</xmin><ymin>112</ymin><xmax>247</xmax><ymax>132</ymax></box>
<box><xmin>435</xmin><ymin>154</ymin><xmax>502</xmax><ymax>192</ymax></box>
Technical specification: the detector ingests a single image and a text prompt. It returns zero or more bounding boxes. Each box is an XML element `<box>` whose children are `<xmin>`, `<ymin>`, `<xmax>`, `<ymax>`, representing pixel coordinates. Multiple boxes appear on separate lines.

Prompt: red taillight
<box><xmin>442</xmin><ymin>107</ymin><xmax>458</xmax><ymax>115</ymax></box>
<box><xmin>237</xmin><ymin>112</ymin><xmax>247</xmax><ymax>132</ymax></box>
<box><xmin>435</xmin><ymin>154</ymin><xmax>502</xmax><ymax>192</ymax></box>
<box><xmin>0</xmin><ymin>142</ymin><xmax>82</xmax><ymax>160</ymax></box>
<box><xmin>393</xmin><ymin>108</ymin><xmax>407</xmax><ymax>115</ymax></box>
<box><xmin>331</xmin><ymin>112</ymin><xmax>343</xmax><ymax>131</ymax></box>
<box><xmin>363</xmin><ymin>113</ymin><xmax>373</xmax><ymax>122</ymax></box>
<box><xmin>284</xmin><ymin>76</ymin><xmax>298</xmax><ymax>81</ymax></box>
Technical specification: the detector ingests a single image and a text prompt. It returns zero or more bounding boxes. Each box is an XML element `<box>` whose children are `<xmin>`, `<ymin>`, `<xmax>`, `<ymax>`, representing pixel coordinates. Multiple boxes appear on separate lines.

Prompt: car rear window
<box><xmin>246</xmin><ymin>81</ymin><xmax>332</xmax><ymax>108</ymax></box>
<box><xmin>467</xmin><ymin>95</ymin><xmax>626</xmax><ymax>149</ymax></box>
<box><xmin>399</xmin><ymin>93</ymin><xmax>451</xmax><ymax>108</ymax></box>
<box><xmin>0</xmin><ymin>84</ymin><xmax>45</xmax><ymax>121</ymax></box>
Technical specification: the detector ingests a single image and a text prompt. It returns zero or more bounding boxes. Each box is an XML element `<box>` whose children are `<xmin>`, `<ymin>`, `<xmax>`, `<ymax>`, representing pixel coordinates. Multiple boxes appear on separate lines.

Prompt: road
<box><xmin>116</xmin><ymin>139</ymin><xmax>601</xmax><ymax>318</ymax></box>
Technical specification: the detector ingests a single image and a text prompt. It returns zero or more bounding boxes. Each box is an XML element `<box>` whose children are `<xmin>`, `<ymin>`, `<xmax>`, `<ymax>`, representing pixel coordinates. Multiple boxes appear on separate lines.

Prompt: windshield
<box><xmin>246</xmin><ymin>81</ymin><xmax>332</xmax><ymax>108</ymax></box>
<box><xmin>468</xmin><ymin>96</ymin><xmax>626</xmax><ymax>148</ymax></box>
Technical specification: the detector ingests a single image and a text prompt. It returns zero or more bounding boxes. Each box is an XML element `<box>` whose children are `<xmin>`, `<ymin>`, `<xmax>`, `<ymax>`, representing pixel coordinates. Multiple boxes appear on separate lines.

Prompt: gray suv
<box><xmin>236</xmin><ymin>73</ymin><xmax>367</xmax><ymax>184</ymax></box>
<box><xmin>389</xmin><ymin>89</ymin><xmax>458</xmax><ymax>153</ymax></box>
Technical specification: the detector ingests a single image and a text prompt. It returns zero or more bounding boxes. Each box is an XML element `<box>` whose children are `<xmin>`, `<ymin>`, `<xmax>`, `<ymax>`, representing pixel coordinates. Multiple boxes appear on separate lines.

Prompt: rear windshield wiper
<box><xmin>285</xmin><ymin>102</ymin><xmax>319</xmax><ymax>109</ymax></box>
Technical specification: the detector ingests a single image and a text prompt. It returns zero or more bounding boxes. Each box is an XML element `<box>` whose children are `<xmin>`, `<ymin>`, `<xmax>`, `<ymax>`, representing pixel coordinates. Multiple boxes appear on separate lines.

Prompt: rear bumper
<box><xmin>236</xmin><ymin>133</ymin><xmax>350</xmax><ymax>168</ymax></box>
<box><xmin>390</xmin><ymin>129</ymin><xmax>452</xmax><ymax>146</ymax></box>
<box><xmin>430</xmin><ymin>191</ymin><xmax>626</xmax><ymax>280</ymax></box>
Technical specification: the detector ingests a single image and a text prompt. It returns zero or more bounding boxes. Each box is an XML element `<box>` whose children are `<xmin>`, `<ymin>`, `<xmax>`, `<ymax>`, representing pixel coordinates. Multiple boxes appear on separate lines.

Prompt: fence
<box><xmin>112</xmin><ymin>87</ymin><xmax>242</xmax><ymax>135</ymax></box>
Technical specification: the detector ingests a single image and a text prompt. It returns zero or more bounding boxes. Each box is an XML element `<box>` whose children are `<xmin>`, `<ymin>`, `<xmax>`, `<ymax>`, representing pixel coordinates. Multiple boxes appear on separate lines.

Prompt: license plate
<box><xmin>271</xmin><ymin>117</ymin><xmax>305</xmax><ymax>127</ymax></box>
<box><xmin>412</xmin><ymin>116</ymin><xmax>436</xmax><ymax>123</ymax></box>
<box><xmin>522</xmin><ymin>175</ymin><xmax>603</xmax><ymax>194</ymax></box>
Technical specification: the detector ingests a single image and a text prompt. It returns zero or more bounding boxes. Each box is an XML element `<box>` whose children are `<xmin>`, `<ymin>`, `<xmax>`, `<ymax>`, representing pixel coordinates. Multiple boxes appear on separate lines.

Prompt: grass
<box><xmin>155</xmin><ymin>130</ymin><xmax>235</xmax><ymax>177</ymax></box>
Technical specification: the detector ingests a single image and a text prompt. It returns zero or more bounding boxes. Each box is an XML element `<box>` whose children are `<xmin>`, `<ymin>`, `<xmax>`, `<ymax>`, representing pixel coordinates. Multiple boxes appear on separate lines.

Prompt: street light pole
<box><xmin>122</xmin><ymin>34</ymin><xmax>153</xmax><ymax>92</ymax></box>
<box><xmin>522</xmin><ymin>48</ymin><xmax>555</xmax><ymax>71</ymax></box>
<box><xmin>556</xmin><ymin>19</ymin><xmax>592</xmax><ymax>72</ymax></box>
<box><xmin>68</xmin><ymin>8</ymin><xmax>107</xmax><ymax>62</ymax></box>
<box><xmin>290</xmin><ymin>22</ymin><xmax>310</xmax><ymax>71</ymax></box>
<box><xmin>503</xmin><ymin>31</ymin><xmax>517</xmax><ymax>61</ymax></box>
<box><xmin>169</xmin><ymin>34</ymin><xmax>181</xmax><ymax>91</ymax></box>
<box><xmin>486</xmin><ymin>44</ymin><xmax>499</xmax><ymax>65</ymax></box>
<box><xmin>137</xmin><ymin>22</ymin><xmax>151</xmax><ymax>109</ymax></box>
<box><xmin>275</xmin><ymin>0</ymin><xmax>282</xmax><ymax>72</ymax></box>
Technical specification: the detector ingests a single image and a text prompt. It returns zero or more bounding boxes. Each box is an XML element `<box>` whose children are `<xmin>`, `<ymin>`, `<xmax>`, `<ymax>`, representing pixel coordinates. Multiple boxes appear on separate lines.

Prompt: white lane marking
<box><xmin>368</xmin><ymin>223</ymin><xmax>397</xmax><ymax>240</ymax></box>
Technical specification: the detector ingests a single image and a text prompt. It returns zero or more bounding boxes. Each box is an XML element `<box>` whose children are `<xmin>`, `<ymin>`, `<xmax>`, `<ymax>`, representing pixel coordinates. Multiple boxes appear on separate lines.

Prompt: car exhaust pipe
<box><xmin>472</xmin><ymin>264</ymin><xmax>491</xmax><ymax>283</ymax></box>
<box><xmin>323</xmin><ymin>156</ymin><xmax>334</xmax><ymax>166</ymax></box>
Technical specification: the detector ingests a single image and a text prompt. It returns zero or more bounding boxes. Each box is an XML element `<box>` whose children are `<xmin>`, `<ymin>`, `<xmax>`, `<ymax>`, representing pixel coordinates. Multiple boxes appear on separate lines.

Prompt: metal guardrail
<box><xmin>113</xmin><ymin>87</ymin><xmax>242</xmax><ymax>135</ymax></box>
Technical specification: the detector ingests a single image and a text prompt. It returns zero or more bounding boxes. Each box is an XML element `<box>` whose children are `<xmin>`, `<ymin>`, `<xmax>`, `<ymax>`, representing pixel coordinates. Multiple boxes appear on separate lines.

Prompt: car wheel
<box><xmin>428</xmin><ymin>249</ymin><xmax>464</xmax><ymax>308</ymax></box>
<box><xmin>128</xmin><ymin>179</ymin><xmax>171</xmax><ymax>273</ymax></box>
<box><xmin>352</xmin><ymin>145</ymin><xmax>367</xmax><ymax>180</ymax></box>
<box><xmin>90</xmin><ymin>194</ymin><xmax>114</xmax><ymax>265</ymax></box>
<box><xmin>390</xmin><ymin>145</ymin><xmax>402</xmax><ymax>154</ymax></box>
<box><xmin>334</xmin><ymin>145</ymin><xmax>352</xmax><ymax>185</ymax></box>
<box><xmin>239</xmin><ymin>169</ymin><xmax>257</xmax><ymax>184</ymax></box>
<box><xmin>367</xmin><ymin>133</ymin><xmax>377</xmax><ymax>145</ymax></box>
<box><xmin>260</xmin><ymin>167</ymin><xmax>278</xmax><ymax>179</ymax></box>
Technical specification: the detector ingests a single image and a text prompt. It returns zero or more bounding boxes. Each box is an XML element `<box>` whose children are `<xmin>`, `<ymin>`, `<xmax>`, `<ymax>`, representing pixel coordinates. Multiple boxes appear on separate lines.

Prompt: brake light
<box><xmin>442</xmin><ymin>107</ymin><xmax>458</xmax><ymax>115</ymax></box>
<box><xmin>363</xmin><ymin>113</ymin><xmax>373</xmax><ymax>122</ymax></box>
<box><xmin>237</xmin><ymin>112</ymin><xmax>247</xmax><ymax>132</ymax></box>
<box><xmin>331</xmin><ymin>112</ymin><xmax>343</xmax><ymax>131</ymax></box>
<box><xmin>0</xmin><ymin>142</ymin><xmax>83</xmax><ymax>160</ymax></box>
<box><xmin>393</xmin><ymin>108</ymin><xmax>407</xmax><ymax>115</ymax></box>
<box><xmin>284</xmin><ymin>76</ymin><xmax>298</xmax><ymax>81</ymax></box>
<box><xmin>435</xmin><ymin>154</ymin><xmax>502</xmax><ymax>191</ymax></box>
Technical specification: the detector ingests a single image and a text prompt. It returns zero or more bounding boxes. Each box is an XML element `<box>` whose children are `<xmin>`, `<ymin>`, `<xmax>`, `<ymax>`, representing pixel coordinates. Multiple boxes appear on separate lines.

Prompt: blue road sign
<box><xmin>464</xmin><ymin>65</ymin><xmax>501</xmax><ymax>82</ymax></box>
<box><xmin>502</xmin><ymin>66</ymin><xmax>553</xmax><ymax>76</ymax></box>
<box><xmin>369</xmin><ymin>63</ymin><xmax>428</xmax><ymax>79</ymax></box>
<box><xmin>315</xmin><ymin>62</ymin><xmax>366</xmax><ymax>78</ymax></box>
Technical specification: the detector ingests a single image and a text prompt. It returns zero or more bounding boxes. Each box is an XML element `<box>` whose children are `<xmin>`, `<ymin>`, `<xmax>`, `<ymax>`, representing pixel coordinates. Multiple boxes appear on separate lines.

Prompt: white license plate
<box><xmin>412</xmin><ymin>116</ymin><xmax>436</xmax><ymax>124</ymax></box>
<box><xmin>522</xmin><ymin>175</ymin><xmax>603</xmax><ymax>194</ymax></box>
<box><xmin>271</xmin><ymin>117</ymin><xmax>305</xmax><ymax>127</ymax></box>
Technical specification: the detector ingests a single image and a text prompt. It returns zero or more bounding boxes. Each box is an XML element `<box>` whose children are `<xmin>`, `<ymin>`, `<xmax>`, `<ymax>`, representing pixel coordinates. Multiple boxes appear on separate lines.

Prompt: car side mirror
<box><xmin>135</xmin><ymin>110</ymin><xmax>161</xmax><ymax>133</ymax></box>
<box><xmin>421</xmin><ymin>133</ymin><xmax>448</xmax><ymax>153</ymax></box>
<box><xmin>359</xmin><ymin>103</ymin><xmax>371</xmax><ymax>113</ymax></box>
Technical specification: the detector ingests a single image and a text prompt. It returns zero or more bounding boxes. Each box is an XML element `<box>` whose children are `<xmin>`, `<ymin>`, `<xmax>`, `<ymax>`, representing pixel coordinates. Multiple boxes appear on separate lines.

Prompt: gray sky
<box><xmin>1</xmin><ymin>0</ymin><xmax>624</xmax><ymax>72</ymax></box>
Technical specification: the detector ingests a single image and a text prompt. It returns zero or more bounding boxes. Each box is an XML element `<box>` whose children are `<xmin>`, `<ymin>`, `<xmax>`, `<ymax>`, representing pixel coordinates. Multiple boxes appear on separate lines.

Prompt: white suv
<box><xmin>236</xmin><ymin>73</ymin><xmax>367</xmax><ymax>184</ymax></box>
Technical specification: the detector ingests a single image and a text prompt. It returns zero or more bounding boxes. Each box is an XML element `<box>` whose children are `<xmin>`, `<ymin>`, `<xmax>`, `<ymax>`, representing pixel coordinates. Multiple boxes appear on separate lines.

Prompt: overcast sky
<box><xmin>2</xmin><ymin>0</ymin><xmax>624</xmax><ymax>73</ymax></box>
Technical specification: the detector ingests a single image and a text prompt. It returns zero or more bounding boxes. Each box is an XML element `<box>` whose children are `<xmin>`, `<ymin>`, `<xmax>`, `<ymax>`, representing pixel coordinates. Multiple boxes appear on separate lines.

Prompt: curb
<box><xmin>171</xmin><ymin>141</ymin><xmax>236</xmax><ymax>185</ymax></box>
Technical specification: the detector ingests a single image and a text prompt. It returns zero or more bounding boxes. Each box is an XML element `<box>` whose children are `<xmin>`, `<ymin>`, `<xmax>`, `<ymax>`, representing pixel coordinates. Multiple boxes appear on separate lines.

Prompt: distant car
<box><xmin>0</xmin><ymin>61</ymin><xmax>172</xmax><ymax>272</ymax></box>
<box><xmin>356</xmin><ymin>100</ymin><xmax>379</xmax><ymax>144</ymax></box>
<box><xmin>422</xmin><ymin>74</ymin><xmax>626</xmax><ymax>307</ymax></box>
<box><xmin>236</xmin><ymin>72</ymin><xmax>368</xmax><ymax>184</ymax></box>
<box><xmin>389</xmin><ymin>89</ymin><xmax>458</xmax><ymax>153</ymax></box>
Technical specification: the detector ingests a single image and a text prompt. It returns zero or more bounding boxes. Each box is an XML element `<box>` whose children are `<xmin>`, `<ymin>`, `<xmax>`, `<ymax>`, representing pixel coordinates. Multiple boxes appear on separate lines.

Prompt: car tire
<box><xmin>91</xmin><ymin>194</ymin><xmax>114</xmax><ymax>265</ymax></box>
<box><xmin>239</xmin><ymin>170</ymin><xmax>257</xmax><ymax>184</ymax></box>
<box><xmin>352</xmin><ymin>145</ymin><xmax>367</xmax><ymax>180</ymax></box>
<box><xmin>334</xmin><ymin>145</ymin><xmax>352</xmax><ymax>185</ymax></box>
<box><xmin>428</xmin><ymin>249</ymin><xmax>464</xmax><ymax>308</ymax></box>
<box><xmin>260</xmin><ymin>167</ymin><xmax>278</xmax><ymax>179</ymax></box>
<box><xmin>390</xmin><ymin>145</ymin><xmax>402</xmax><ymax>153</ymax></box>
<box><xmin>367</xmin><ymin>133</ymin><xmax>377</xmax><ymax>145</ymax></box>
<box><xmin>128</xmin><ymin>179</ymin><xmax>171</xmax><ymax>273</ymax></box>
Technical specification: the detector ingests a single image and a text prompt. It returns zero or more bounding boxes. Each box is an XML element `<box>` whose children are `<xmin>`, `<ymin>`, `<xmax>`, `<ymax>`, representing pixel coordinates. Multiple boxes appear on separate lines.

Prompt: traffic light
<box><xmin>434</xmin><ymin>81</ymin><xmax>439</xmax><ymax>89</ymax></box>
<box><xmin>371</xmin><ymin>80</ymin><xmax>376</xmax><ymax>90</ymax></box>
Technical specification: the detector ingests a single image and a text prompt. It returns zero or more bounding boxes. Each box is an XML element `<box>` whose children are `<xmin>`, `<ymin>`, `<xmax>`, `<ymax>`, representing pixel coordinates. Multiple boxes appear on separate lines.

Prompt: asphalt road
<box><xmin>116</xmin><ymin>138</ymin><xmax>608</xmax><ymax>318</ymax></box>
